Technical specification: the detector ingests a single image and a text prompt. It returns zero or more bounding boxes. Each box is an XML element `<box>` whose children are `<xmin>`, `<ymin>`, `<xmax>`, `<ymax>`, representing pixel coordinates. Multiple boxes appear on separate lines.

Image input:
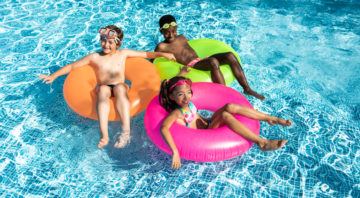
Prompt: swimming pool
<box><xmin>1</xmin><ymin>0</ymin><xmax>359</xmax><ymax>197</ymax></box>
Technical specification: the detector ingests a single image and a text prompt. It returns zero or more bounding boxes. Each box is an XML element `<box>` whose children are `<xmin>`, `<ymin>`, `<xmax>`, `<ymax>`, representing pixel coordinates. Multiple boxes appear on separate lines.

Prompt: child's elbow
<box><xmin>160</xmin><ymin>125</ymin><xmax>169</xmax><ymax>132</ymax></box>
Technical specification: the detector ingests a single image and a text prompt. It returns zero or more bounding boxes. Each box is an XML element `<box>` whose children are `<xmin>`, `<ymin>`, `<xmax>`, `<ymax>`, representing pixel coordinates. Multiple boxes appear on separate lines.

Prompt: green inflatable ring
<box><xmin>153</xmin><ymin>39</ymin><xmax>241</xmax><ymax>86</ymax></box>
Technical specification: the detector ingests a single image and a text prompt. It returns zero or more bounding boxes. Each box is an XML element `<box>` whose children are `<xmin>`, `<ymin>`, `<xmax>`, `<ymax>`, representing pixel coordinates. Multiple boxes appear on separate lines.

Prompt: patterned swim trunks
<box><xmin>186</xmin><ymin>56</ymin><xmax>209</xmax><ymax>67</ymax></box>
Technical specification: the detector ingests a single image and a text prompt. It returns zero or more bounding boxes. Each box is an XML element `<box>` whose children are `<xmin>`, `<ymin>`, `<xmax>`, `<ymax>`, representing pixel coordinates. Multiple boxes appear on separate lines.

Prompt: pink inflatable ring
<box><xmin>144</xmin><ymin>82</ymin><xmax>260</xmax><ymax>162</ymax></box>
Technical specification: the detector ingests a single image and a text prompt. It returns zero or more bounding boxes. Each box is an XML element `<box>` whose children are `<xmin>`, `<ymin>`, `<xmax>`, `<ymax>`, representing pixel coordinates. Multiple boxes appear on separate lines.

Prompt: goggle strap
<box><xmin>169</xmin><ymin>79</ymin><xmax>191</xmax><ymax>91</ymax></box>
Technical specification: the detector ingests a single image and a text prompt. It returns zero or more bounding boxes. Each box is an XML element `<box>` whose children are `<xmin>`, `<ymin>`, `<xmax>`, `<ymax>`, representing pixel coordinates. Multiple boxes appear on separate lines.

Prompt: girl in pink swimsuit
<box><xmin>158</xmin><ymin>76</ymin><xmax>292</xmax><ymax>169</ymax></box>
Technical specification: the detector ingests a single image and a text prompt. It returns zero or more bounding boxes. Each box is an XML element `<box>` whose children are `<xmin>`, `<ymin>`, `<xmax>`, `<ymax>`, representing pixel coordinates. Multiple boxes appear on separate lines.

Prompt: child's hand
<box><xmin>163</xmin><ymin>53</ymin><xmax>176</xmax><ymax>61</ymax></box>
<box><xmin>178</xmin><ymin>66</ymin><xmax>191</xmax><ymax>76</ymax></box>
<box><xmin>171</xmin><ymin>150</ymin><xmax>181</xmax><ymax>169</ymax></box>
<box><xmin>39</xmin><ymin>74</ymin><xmax>56</xmax><ymax>84</ymax></box>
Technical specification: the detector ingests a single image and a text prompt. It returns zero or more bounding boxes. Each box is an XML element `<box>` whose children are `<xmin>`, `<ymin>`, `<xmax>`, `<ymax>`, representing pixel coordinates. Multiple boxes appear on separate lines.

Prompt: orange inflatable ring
<box><xmin>63</xmin><ymin>58</ymin><xmax>161</xmax><ymax>121</ymax></box>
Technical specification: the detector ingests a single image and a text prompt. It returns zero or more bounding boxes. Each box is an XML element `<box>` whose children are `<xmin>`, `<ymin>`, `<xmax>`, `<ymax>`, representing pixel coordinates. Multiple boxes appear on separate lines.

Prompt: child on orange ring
<box><xmin>40</xmin><ymin>25</ymin><xmax>176</xmax><ymax>149</ymax></box>
<box><xmin>159</xmin><ymin>75</ymin><xmax>292</xmax><ymax>169</ymax></box>
<box><xmin>155</xmin><ymin>15</ymin><xmax>265</xmax><ymax>100</ymax></box>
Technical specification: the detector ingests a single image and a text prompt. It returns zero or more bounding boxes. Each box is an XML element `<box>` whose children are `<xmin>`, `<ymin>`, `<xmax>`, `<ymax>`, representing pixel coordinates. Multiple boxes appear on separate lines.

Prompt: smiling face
<box><xmin>161</xmin><ymin>25</ymin><xmax>177</xmax><ymax>43</ymax></box>
<box><xmin>99</xmin><ymin>25</ymin><xmax>123</xmax><ymax>54</ymax></box>
<box><xmin>159</xmin><ymin>15</ymin><xmax>178</xmax><ymax>43</ymax></box>
<box><xmin>169</xmin><ymin>84</ymin><xmax>193</xmax><ymax>108</ymax></box>
<box><xmin>100</xmin><ymin>37</ymin><xmax>121</xmax><ymax>54</ymax></box>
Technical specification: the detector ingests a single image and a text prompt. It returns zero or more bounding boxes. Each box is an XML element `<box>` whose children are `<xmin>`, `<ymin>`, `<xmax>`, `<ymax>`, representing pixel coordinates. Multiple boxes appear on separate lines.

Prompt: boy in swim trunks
<box><xmin>40</xmin><ymin>25</ymin><xmax>175</xmax><ymax>149</ymax></box>
<box><xmin>155</xmin><ymin>15</ymin><xmax>265</xmax><ymax>100</ymax></box>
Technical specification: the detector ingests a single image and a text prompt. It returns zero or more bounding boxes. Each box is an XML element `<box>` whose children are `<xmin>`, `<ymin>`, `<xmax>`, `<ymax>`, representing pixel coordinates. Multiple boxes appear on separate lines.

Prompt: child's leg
<box><xmin>219</xmin><ymin>103</ymin><xmax>292</xmax><ymax>126</ymax></box>
<box><xmin>97</xmin><ymin>85</ymin><xmax>112</xmax><ymax>148</ymax></box>
<box><xmin>211</xmin><ymin>52</ymin><xmax>265</xmax><ymax>100</ymax></box>
<box><xmin>112</xmin><ymin>84</ymin><xmax>131</xmax><ymax>148</ymax></box>
<box><xmin>208</xmin><ymin>104</ymin><xmax>290</xmax><ymax>151</ymax></box>
<box><xmin>193</xmin><ymin>58</ymin><xmax>226</xmax><ymax>85</ymax></box>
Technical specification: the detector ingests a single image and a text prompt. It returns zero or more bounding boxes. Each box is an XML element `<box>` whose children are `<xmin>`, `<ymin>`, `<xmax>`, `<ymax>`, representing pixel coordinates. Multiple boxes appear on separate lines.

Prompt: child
<box><xmin>155</xmin><ymin>15</ymin><xmax>265</xmax><ymax>100</ymax></box>
<box><xmin>159</xmin><ymin>76</ymin><xmax>292</xmax><ymax>169</ymax></box>
<box><xmin>40</xmin><ymin>25</ymin><xmax>175</xmax><ymax>149</ymax></box>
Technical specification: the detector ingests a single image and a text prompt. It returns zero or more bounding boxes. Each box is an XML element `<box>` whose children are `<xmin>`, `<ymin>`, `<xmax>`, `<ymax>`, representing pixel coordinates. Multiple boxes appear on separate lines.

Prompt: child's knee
<box><xmin>221</xmin><ymin>111</ymin><xmax>232</xmax><ymax>121</ymax></box>
<box><xmin>208</xmin><ymin>58</ymin><xmax>220</xmax><ymax>70</ymax></box>
<box><xmin>225</xmin><ymin>52</ymin><xmax>237</xmax><ymax>62</ymax></box>
<box><xmin>224</xmin><ymin>103</ymin><xmax>236</xmax><ymax>112</ymax></box>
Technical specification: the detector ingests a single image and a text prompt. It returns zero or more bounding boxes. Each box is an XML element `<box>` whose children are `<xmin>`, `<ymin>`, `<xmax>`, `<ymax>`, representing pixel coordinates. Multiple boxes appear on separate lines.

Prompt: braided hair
<box><xmin>159</xmin><ymin>76</ymin><xmax>192</xmax><ymax>112</ymax></box>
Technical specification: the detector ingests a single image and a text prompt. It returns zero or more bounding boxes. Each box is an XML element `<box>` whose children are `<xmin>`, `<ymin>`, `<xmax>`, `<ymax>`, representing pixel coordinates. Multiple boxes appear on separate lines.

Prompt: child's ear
<box><xmin>169</xmin><ymin>93</ymin><xmax>174</xmax><ymax>100</ymax></box>
<box><xmin>117</xmin><ymin>41</ymin><xmax>122</xmax><ymax>48</ymax></box>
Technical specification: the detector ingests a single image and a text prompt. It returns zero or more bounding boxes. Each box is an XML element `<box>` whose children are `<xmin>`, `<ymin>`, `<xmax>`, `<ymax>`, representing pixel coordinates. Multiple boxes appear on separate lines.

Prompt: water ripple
<box><xmin>0</xmin><ymin>0</ymin><xmax>359</xmax><ymax>197</ymax></box>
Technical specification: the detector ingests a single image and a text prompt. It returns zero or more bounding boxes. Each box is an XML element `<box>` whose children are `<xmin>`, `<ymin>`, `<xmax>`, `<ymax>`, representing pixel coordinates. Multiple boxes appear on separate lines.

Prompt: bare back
<box><xmin>155</xmin><ymin>35</ymin><xmax>198</xmax><ymax>65</ymax></box>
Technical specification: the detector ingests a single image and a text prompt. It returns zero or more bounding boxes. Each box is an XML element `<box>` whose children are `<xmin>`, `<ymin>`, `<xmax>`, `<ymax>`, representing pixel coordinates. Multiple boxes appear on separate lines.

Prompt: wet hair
<box><xmin>159</xmin><ymin>15</ymin><xmax>176</xmax><ymax>28</ymax></box>
<box><xmin>159</xmin><ymin>76</ymin><xmax>192</xmax><ymax>112</ymax></box>
<box><xmin>104</xmin><ymin>25</ymin><xmax>124</xmax><ymax>42</ymax></box>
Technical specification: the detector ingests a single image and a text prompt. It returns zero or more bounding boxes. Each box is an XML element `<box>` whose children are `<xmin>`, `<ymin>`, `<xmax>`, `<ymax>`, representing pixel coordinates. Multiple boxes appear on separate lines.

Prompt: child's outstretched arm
<box><xmin>123</xmin><ymin>49</ymin><xmax>176</xmax><ymax>61</ymax></box>
<box><xmin>39</xmin><ymin>54</ymin><xmax>94</xmax><ymax>84</ymax></box>
<box><xmin>160</xmin><ymin>110</ymin><xmax>182</xmax><ymax>169</ymax></box>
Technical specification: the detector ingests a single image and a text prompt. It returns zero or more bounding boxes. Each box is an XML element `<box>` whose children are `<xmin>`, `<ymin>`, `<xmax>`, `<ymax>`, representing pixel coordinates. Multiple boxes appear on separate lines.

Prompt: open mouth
<box><xmin>182</xmin><ymin>101</ymin><xmax>189</xmax><ymax>105</ymax></box>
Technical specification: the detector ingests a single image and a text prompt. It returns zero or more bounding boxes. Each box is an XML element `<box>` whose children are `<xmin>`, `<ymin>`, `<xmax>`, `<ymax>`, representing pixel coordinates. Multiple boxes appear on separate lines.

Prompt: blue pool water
<box><xmin>1</xmin><ymin>0</ymin><xmax>360</xmax><ymax>197</ymax></box>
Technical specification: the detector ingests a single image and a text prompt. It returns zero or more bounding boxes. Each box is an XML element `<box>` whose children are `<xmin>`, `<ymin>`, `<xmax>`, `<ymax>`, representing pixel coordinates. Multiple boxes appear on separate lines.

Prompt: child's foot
<box><xmin>114</xmin><ymin>132</ymin><xmax>131</xmax><ymax>148</ymax></box>
<box><xmin>98</xmin><ymin>137</ymin><xmax>110</xmax><ymax>148</ymax></box>
<box><xmin>259</xmin><ymin>139</ymin><xmax>288</xmax><ymax>152</ymax></box>
<box><xmin>267</xmin><ymin>117</ymin><xmax>292</xmax><ymax>126</ymax></box>
<box><xmin>244</xmin><ymin>89</ymin><xmax>265</xmax><ymax>100</ymax></box>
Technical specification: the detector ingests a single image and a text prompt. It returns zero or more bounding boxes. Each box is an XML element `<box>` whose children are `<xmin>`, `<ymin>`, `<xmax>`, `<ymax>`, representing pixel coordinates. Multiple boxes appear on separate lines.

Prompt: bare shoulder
<box><xmin>171</xmin><ymin>108</ymin><xmax>183</xmax><ymax>119</ymax></box>
<box><xmin>170</xmin><ymin>109</ymin><xmax>186</xmax><ymax>126</ymax></box>
<box><xmin>164</xmin><ymin>108</ymin><xmax>181</xmax><ymax>119</ymax></box>
<box><xmin>77</xmin><ymin>52</ymin><xmax>101</xmax><ymax>69</ymax></box>
<box><xmin>86</xmin><ymin>52</ymin><xmax>101</xmax><ymax>63</ymax></box>
<box><xmin>87</xmin><ymin>52</ymin><xmax>100</xmax><ymax>59</ymax></box>
<box><xmin>178</xmin><ymin>34</ymin><xmax>188</xmax><ymax>41</ymax></box>
<box><xmin>155</xmin><ymin>42</ymin><xmax>167</xmax><ymax>52</ymax></box>
<box><xmin>161</xmin><ymin>108</ymin><xmax>182</xmax><ymax>127</ymax></box>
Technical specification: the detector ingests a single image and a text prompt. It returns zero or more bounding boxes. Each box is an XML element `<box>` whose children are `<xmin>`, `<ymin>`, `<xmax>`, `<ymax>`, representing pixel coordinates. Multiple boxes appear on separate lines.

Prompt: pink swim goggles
<box><xmin>169</xmin><ymin>79</ymin><xmax>192</xmax><ymax>91</ymax></box>
<box><xmin>99</xmin><ymin>27</ymin><xmax>120</xmax><ymax>43</ymax></box>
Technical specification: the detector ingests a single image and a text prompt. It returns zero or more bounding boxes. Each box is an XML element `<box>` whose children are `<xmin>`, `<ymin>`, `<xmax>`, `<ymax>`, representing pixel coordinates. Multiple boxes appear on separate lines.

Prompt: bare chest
<box><xmin>165</xmin><ymin>42</ymin><xmax>198</xmax><ymax>64</ymax></box>
<box><xmin>95</xmin><ymin>55</ymin><xmax>126</xmax><ymax>83</ymax></box>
